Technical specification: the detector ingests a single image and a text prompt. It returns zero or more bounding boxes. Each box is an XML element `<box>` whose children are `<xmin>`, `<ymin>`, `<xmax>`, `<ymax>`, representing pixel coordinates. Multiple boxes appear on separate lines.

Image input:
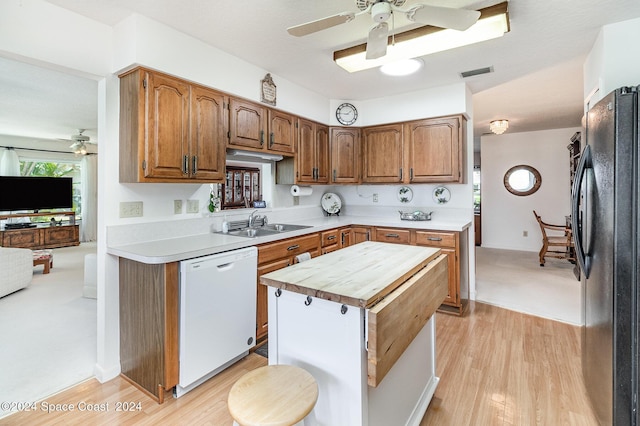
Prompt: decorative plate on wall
<box><xmin>321</xmin><ymin>192</ymin><xmax>342</xmax><ymax>214</ymax></box>
<box><xmin>397</xmin><ymin>186</ymin><xmax>413</xmax><ymax>203</ymax></box>
<box><xmin>433</xmin><ymin>186</ymin><xmax>451</xmax><ymax>204</ymax></box>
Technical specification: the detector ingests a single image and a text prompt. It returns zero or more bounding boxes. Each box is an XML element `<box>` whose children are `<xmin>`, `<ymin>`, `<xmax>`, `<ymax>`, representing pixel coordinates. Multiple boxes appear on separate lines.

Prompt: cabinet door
<box><xmin>297</xmin><ymin>118</ymin><xmax>316</xmax><ymax>183</ymax></box>
<box><xmin>405</xmin><ymin>116</ymin><xmax>463</xmax><ymax>183</ymax></box>
<box><xmin>330</xmin><ymin>127</ymin><xmax>360</xmax><ymax>183</ymax></box>
<box><xmin>351</xmin><ymin>226</ymin><xmax>371</xmax><ymax>244</ymax></box>
<box><xmin>229</xmin><ymin>98</ymin><xmax>267</xmax><ymax>149</ymax></box>
<box><xmin>340</xmin><ymin>228</ymin><xmax>352</xmax><ymax>248</ymax></box>
<box><xmin>190</xmin><ymin>85</ymin><xmax>227</xmax><ymax>181</ymax></box>
<box><xmin>257</xmin><ymin>258</ymin><xmax>290</xmax><ymax>342</ymax></box>
<box><xmin>440</xmin><ymin>248</ymin><xmax>458</xmax><ymax>305</ymax></box>
<box><xmin>362</xmin><ymin>124</ymin><xmax>403</xmax><ymax>183</ymax></box>
<box><xmin>316</xmin><ymin>124</ymin><xmax>330</xmax><ymax>184</ymax></box>
<box><xmin>268</xmin><ymin>110</ymin><xmax>296</xmax><ymax>154</ymax></box>
<box><xmin>145</xmin><ymin>72</ymin><xmax>190</xmax><ymax>179</ymax></box>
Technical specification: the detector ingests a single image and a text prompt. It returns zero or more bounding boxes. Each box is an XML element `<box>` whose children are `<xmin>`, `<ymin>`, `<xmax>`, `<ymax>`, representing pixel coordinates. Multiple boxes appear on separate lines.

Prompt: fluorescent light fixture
<box><xmin>334</xmin><ymin>2</ymin><xmax>509</xmax><ymax>73</ymax></box>
<box><xmin>226</xmin><ymin>149</ymin><xmax>284</xmax><ymax>162</ymax></box>
<box><xmin>380</xmin><ymin>58</ymin><xmax>423</xmax><ymax>76</ymax></box>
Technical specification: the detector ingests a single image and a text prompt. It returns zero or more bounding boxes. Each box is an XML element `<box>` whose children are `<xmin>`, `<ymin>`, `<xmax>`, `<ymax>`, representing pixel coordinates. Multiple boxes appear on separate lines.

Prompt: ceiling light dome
<box><xmin>489</xmin><ymin>119</ymin><xmax>509</xmax><ymax>135</ymax></box>
<box><xmin>380</xmin><ymin>58</ymin><xmax>423</xmax><ymax>76</ymax></box>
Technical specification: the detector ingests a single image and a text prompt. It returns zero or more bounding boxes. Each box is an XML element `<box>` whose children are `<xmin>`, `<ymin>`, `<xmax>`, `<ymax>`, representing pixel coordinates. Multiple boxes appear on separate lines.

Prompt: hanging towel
<box><xmin>295</xmin><ymin>252</ymin><xmax>311</xmax><ymax>263</ymax></box>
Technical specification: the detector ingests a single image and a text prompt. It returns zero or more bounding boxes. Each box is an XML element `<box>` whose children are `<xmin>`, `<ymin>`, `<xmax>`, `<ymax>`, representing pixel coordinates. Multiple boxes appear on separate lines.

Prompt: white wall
<box><xmin>584</xmin><ymin>16</ymin><xmax>640</xmax><ymax>105</ymax></box>
<box><xmin>481</xmin><ymin>127</ymin><xmax>580</xmax><ymax>251</ymax></box>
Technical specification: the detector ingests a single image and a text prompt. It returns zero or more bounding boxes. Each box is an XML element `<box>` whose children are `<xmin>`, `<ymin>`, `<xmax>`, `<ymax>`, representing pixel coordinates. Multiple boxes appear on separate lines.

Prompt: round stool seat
<box><xmin>228</xmin><ymin>365</ymin><xmax>318</xmax><ymax>426</ymax></box>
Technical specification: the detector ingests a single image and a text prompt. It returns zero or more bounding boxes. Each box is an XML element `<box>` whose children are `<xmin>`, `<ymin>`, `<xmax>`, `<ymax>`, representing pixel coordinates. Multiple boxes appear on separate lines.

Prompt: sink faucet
<box><xmin>248</xmin><ymin>210</ymin><xmax>267</xmax><ymax>228</ymax></box>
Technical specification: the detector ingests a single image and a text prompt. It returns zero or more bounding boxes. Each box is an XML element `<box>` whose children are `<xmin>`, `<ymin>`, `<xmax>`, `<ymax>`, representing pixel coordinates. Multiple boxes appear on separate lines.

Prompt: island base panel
<box><xmin>268</xmin><ymin>288</ymin><xmax>438</xmax><ymax>426</ymax></box>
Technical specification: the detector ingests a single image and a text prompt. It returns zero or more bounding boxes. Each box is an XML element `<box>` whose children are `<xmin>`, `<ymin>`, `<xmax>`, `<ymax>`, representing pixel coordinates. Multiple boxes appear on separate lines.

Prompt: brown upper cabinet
<box><xmin>404</xmin><ymin>115</ymin><xmax>465</xmax><ymax>183</ymax></box>
<box><xmin>297</xmin><ymin>119</ymin><xmax>329</xmax><ymax>184</ymax></box>
<box><xmin>362</xmin><ymin>124</ymin><xmax>404</xmax><ymax>183</ymax></box>
<box><xmin>330</xmin><ymin>127</ymin><xmax>360</xmax><ymax>184</ymax></box>
<box><xmin>228</xmin><ymin>98</ymin><xmax>296</xmax><ymax>155</ymax></box>
<box><xmin>228</xmin><ymin>98</ymin><xmax>267</xmax><ymax>150</ymax></box>
<box><xmin>119</xmin><ymin>68</ymin><xmax>227</xmax><ymax>183</ymax></box>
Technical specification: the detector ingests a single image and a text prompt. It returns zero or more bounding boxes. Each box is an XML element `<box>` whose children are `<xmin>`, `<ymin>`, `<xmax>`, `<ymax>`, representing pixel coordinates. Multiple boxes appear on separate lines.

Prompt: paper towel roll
<box><xmin>290</xmin><ymin>185</ymin><xmax>313</xmax><ymax>196</ymax></box>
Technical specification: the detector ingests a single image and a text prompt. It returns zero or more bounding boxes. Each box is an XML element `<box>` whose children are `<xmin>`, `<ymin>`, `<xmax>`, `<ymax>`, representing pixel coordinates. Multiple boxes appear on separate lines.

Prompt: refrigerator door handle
<box><xmin>571</xmin><ymin>144</ymin><xmax>592</xmax><ymax>278</ymax></box>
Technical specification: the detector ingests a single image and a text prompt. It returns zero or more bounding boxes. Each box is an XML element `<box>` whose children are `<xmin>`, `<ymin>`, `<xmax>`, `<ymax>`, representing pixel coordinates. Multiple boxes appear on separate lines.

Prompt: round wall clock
<box><xmin>336</xmin><ymin>102</ymin><xmax>358</xmax><ymax>126</ymax></box>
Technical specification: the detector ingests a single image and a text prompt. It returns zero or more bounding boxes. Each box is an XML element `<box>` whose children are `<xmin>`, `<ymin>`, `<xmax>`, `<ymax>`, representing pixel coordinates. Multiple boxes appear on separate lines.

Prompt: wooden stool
<box><xmin>228</xmin><ymin>365</ymin><xmax>318</xmax><ymax>426</ymax></box>
<box><xmin>32</xmin><ymin>249</ymin><xmax>53</xmax><ymax>274</ymax></box>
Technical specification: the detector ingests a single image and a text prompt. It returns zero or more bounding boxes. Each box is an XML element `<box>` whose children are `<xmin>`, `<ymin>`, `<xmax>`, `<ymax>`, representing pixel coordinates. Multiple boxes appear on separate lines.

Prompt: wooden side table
<box><xmin>32</xmin><ymin>249</ymin><xmax>53</xmax><ymax>274</ymax></box>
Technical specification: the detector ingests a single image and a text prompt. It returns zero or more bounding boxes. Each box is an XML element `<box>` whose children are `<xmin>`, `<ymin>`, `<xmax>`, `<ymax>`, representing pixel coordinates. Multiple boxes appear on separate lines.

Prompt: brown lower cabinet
<box><xmin>119</xmin><ymin>259</ymin><xmax>179</xmax><ymax>403</ymax></box>
<box><xmin>256</xmin><ymin>233</ymin><xmax>321</xmax><ymax>342</ymax></box>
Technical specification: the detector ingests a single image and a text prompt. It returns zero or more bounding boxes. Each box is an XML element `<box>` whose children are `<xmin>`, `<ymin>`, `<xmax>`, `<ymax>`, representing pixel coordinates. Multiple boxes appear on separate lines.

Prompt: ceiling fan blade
<box><xmin>287</xmin><ymin>12</ymin><xmax>356</xmax><ymax>37</ymax></box>
<box><xmin>406</xmin><ymin>5</ymin><xmax>480</xmax><ymax>31</ymax></box>
<box><xmin>366</xmin><ymin>22</ymin><xmax>389</xmax><ymax>60</ymax></box>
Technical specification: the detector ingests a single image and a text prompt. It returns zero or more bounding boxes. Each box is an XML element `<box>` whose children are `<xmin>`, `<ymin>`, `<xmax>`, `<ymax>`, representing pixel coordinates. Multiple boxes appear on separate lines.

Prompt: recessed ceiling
<box><xmin>2</xmin><ymin>0</ymin><xmax>640</xmax><ymax>146</ymax></box>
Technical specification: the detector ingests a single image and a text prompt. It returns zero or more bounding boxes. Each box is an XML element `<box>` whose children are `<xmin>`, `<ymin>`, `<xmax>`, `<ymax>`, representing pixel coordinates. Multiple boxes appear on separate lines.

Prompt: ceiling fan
<box><xmin>287</xmin><ymin>0</ymin><xmax>481</xmax><ymax>60</ymax></box>
<box><xmin>61</xmin><ymin>129</ymin><xmax>91</xmax><ymax>155</ymax></box>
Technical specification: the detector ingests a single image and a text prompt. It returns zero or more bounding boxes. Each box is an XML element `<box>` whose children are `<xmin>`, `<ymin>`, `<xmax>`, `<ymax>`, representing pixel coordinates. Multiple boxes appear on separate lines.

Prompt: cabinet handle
<box><xmin>192</xmin><ymin>156</ymin><xmax>198</xmax><ymax>175</ymax></box>
<box><xmin>427</xmin><ymin>237</ymin><xmax>443</xmax><ymax>241</ymax></box>
<box><xmin>366</xmin><ymin>231</ymin><xmax>370</xmax><ymax>241</ymax></box>
<box><xmin>269</xmin><ymin>132</ymin><xmax>274</xmax><ymax>148</ymax></box>
<box><xmin>327</xmin><ymin>235</ymin><xmax>336</xmax><ymax>240</ymax></box>
<box><xmin>313</xmin><ymin>168</ymin><xmax>318</xmax><ymax>180</ymax></box>
<box><xmin>333</xmin><ymin>169</ymin><xmax>337</xmax><ymax>181</ymax></box>
<box><xmin>399</xmin><ymin>167</ymin><xmax>403</xmax><ymax>181</ymax></box>
<box><xmin>260</xmin><ymin>130</ymin><xmax>265</xmax><ymax>146</ymax></box>
<box><xmin>287</xmin><ymin>244</ymin><xmax>300</xmax><ymax>251</ymax></box>
<box><xmin>183</xmin><ymin>155</ymin><xmax>189</xmax><ymax>174</ymax></box>
<box><xmin>410</xmin><ymin>168</ymin><xmax>414</xmax><ymax>181</ymax></box>
<box><xmin>386</xmin><ymin>233</ymin><xmax>400</xmax><ymax>238</ymax></box>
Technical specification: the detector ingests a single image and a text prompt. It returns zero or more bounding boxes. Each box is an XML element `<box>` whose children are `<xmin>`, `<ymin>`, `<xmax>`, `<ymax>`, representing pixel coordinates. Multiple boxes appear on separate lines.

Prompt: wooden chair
<box><xmin>533</xmin><ymin>210</ymin><xmax>575</xmax><ymax>266</ymax></box>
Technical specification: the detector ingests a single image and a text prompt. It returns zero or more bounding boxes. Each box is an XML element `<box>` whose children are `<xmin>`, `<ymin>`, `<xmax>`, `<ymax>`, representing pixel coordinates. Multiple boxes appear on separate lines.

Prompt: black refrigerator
<box><xmin>571</xmin><ymin>86</ymin><xmax>639</xmax><ymax>425</ymax></box>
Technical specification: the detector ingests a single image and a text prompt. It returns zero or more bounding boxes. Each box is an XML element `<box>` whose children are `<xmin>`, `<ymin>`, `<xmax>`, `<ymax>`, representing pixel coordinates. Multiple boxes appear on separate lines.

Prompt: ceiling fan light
<box><xmin>489</xmin><ymin>119</ymin><xmax>509</xmax><ymax>135</ymax></box>
<box><xmin>335</xmin><ymin>4</ymin><xmax>509</xmax><ymax>73</ymax></box>
<box><xmin>380</xmin><ymin>58</ymin><xmax>423</xmax><ymax>76</ymax></box>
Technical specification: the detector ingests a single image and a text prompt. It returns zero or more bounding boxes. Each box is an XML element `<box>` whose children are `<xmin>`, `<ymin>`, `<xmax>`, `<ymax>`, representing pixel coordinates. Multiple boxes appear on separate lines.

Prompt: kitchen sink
<box><xmin>263</xmin><ymin>223</ymin><xmax>313</xmax><ymax>232</ymax></box>
<box><xmin>222</xmin><ymin>223</ymin><xmax>313</xmax><ymax>238</ymax></box>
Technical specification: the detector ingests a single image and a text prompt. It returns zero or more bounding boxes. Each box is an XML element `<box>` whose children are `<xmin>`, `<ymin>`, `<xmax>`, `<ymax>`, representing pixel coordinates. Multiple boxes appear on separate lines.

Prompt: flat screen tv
<box><xmin>0</xmin><ymin>176</ymin><xmax>73</xmax><ymax>211</ymax></box>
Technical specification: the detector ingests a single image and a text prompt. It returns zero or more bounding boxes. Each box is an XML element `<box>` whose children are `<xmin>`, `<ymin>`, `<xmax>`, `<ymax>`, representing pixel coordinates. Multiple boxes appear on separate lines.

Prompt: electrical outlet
<box><xmin>523</xmin><ymin>230</ymin><xmax>528</xmax><ymax>237</ymax></box>
<box><xmin>174</xmin><ymin>200</ymin><xmax>183</xmax><ymax>214</ymax></box>
<box><xmin>187</xmin><ymin>199</ymin><xmax>199</xmax><ymax>213</ymax></box>
<box><xmin>373</xmin><ymin>193</ymin><xmax>379</xmax><ymax>203</ymax></box>
<box><xmin>119</xmin><ymin>201</ymin><xmax>143</xmax><ymax>218</ymax></box>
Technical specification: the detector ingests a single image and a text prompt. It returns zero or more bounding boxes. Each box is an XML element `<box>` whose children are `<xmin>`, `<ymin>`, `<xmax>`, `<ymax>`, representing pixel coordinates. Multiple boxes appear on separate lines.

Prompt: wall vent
<box><xmin>460</xmin><ymin>66</ymin><xmax>494</xmax><ymax>78</ymax></box>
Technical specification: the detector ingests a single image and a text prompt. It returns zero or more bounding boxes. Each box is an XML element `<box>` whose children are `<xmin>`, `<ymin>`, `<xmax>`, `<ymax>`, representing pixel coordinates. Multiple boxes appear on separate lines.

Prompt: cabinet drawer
<box><xmin>415</xmin><ymin>231</ymin><xmax>456</xmax><ymax>248</ymax></box>
<box><xmin>321</xmin><ymin>229</ymin><xmax>339</xmax><ymax>247</ymax></box>
<box><xmin>258</xmin><ymin>233</ymin><xmax>320</xmax><ymax>264</ymax></box>
<box><xmin>375</xmin><ymin>228</ymin><xmax>411</xmax><ymax>244</ymax></box>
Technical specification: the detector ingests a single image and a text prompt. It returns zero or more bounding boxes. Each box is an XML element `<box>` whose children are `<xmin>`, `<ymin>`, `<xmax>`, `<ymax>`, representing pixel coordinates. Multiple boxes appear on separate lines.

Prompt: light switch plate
<box><xmin>174</xmin><ymin>200</ymin><xmax>183</xmax><ymax>214</ymax></box>
<box><xmin>187</xmin><ymin>199</ymin><xmax>199</xmax><ymax>213</ymax></box>
<box><xmin>120</xmin><ymin>201</ymin><xmax>143</xmax><ymax>218</ymax></box>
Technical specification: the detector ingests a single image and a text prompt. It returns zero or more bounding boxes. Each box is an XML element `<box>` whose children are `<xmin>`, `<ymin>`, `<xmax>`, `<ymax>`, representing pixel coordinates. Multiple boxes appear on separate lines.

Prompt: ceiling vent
<box><xmin>459</xmin><ymin>66</ymin><xmax>494</xmax><ymax>78</ymax></box>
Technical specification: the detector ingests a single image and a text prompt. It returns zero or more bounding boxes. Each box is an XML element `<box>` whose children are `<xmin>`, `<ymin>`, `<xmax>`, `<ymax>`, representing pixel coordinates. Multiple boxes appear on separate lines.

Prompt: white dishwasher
<box><xmin>175</xmin><ymin>246</ymin><xmax>257</xmax><ymax>397</ymax></box>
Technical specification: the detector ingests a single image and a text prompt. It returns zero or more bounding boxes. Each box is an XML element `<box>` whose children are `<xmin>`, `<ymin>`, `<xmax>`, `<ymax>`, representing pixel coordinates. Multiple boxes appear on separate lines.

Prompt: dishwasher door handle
<box><xmin>216</xmin><ymin>262</ymin><xmax>235</xmax><ymax>271</ymax></box>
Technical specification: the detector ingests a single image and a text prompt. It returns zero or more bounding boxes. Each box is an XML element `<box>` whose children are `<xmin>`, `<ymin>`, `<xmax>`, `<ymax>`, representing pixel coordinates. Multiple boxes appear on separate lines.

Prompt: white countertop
<box><xmin>107</xmin><ymin>214</ymin><xmax>471</xmax><ymax>264</ymax></box>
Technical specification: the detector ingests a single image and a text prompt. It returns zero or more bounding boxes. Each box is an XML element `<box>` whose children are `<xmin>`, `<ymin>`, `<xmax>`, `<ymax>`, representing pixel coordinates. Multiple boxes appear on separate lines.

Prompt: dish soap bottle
<box><xmin>221</xmin><ymin>215</ymin><xmax>229</xmax><ymax>234</ymax></box>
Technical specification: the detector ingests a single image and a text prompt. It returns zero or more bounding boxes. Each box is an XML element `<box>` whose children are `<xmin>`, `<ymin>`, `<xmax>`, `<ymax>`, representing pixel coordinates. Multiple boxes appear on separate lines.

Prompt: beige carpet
<box><xmin>475</xmin><ymin>247</ymin><xmax>582</xmax><ymax>325</ymax></box>
<box><xmin>0</xmin><ymin>243</ymin><xmax>96</xmax><ymax>419</ymax></box>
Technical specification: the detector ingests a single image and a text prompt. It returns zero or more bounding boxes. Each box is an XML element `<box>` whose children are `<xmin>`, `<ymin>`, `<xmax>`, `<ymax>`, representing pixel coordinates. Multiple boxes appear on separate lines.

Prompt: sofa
<box><xmin>0</xmin><ymin>247</ymin><xmax>33</xmax><ymax>298</ymax></box>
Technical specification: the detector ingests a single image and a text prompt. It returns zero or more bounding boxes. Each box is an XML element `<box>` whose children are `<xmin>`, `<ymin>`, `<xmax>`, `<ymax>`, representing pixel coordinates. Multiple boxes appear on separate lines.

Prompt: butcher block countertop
<box><xmin>260</xmin><ymin>241</ymin><xmax>441</xmax><ymax>308</ymax></box>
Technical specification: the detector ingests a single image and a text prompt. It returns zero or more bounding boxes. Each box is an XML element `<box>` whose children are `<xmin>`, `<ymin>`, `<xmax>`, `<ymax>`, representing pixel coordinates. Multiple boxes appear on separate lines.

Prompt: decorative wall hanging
<box><xmin>261</xmin><ymin>73</ymin><xmax>277</xmax><ymax>106</ymax></box>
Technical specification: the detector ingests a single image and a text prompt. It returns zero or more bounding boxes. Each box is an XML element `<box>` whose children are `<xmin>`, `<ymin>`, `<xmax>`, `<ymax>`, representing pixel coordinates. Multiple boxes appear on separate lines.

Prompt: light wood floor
<box><xmin>4</xmin><ymin>302</ymin><xmax>597</xmax><ymax>425</ymax></box>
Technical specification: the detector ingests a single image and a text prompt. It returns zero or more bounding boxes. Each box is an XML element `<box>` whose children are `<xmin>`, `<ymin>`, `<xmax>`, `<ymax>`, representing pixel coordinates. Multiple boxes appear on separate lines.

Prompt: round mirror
<box><xmin>503</xmin><ymin>165</ymin><xmax>541</xmax><ymax>196</ymax></box>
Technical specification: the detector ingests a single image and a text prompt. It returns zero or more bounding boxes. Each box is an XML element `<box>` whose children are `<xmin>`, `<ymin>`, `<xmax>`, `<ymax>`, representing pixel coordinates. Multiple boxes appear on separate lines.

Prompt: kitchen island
<box><xmin>261</xmin><ymin>241</ymin><xmax>448</xmax><ymax>426</ymax></box>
